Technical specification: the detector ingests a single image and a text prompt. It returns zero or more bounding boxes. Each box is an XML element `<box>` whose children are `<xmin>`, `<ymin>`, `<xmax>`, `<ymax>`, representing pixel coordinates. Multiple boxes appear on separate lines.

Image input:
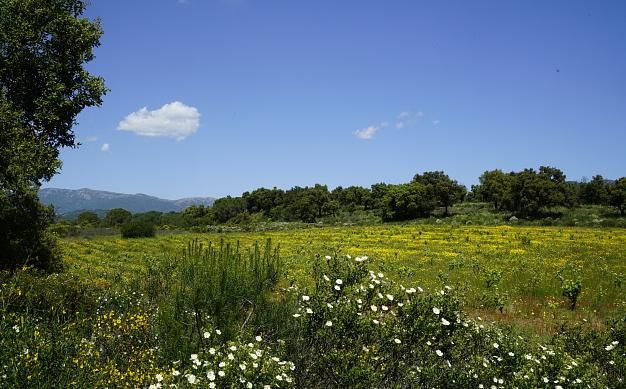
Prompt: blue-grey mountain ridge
<box><xmin>39</xmin><ymin>188</ymin><xmax>214</xmax><ymax>215</ymax></box>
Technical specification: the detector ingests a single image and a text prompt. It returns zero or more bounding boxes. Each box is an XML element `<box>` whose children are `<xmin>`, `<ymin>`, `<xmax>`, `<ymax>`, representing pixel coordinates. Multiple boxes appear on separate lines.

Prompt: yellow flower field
<box><xmin>61</xmin><ymin>225</ymin><xmax>626</xmax><ymax>332</ymax></box>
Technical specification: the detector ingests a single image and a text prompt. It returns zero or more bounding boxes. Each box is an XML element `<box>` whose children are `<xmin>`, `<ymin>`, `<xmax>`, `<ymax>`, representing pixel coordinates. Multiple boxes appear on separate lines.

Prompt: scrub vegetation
<box><xmin>2</xmin><ymin>227</ymin><xmax>625</xmax><ymax>387</ymax></box>
<box><xmin>1</xmin><ymin>1</ymin><xmax>625</xmax><ymax>387</ymax></box>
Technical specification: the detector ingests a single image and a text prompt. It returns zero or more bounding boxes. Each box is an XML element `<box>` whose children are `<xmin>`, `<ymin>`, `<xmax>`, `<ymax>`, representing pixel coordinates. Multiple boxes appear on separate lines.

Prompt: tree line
<box><xmin>473</xmin><ymin>169</ymin><xmax>626</xmax><ymax>217</ymax></box>
<box><xmin>69</xmin><ymin>167</ymin><xmax>626</xmax><ymax>230</ymax></box>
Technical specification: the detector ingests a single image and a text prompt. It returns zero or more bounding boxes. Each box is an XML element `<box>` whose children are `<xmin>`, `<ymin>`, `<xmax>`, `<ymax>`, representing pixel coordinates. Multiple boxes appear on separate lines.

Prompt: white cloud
<box><xmin>354</xmin><ymin>123</ymin><xmax>388</xmax><ymax>140</ymax></box>
<box><xmin>85</xmin><ymin>135</ymin><xmax>98</xmax><ymax>142</ymax></box>
<box><xmin>118</xmin><ymin>101</ymin><xmax>200</xmax><ymax>140</ymax></box>
<box><xmin>395</xmin><ymin>111</ymin><xmax>423</xmax><ymax>129</ymax></box>
<box><xmin>101</xmin><ymin>143</ymin><xmax>110</xmax><ymax>152</ymax></box>
<box><xmin>354</xmin><ymin>109</ymin><xmax>433</xmax><ymax>139</ymax></box>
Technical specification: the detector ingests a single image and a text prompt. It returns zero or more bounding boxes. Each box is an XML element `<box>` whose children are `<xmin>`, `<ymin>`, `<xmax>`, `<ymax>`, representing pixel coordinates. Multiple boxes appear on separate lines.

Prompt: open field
<box><xmin>62</xmin><ymin>225</ymin><xmax>626</xmax><ymax>333</ymax></box>
<box><xmin>2</xmin><ymin>224</ymin><xmax>625</xmax><ymax>387</ymax></box>
<box><xmin>4</xmin><ymin>1</ymin><xmax>626</xmax><ymax>386</ymax></box>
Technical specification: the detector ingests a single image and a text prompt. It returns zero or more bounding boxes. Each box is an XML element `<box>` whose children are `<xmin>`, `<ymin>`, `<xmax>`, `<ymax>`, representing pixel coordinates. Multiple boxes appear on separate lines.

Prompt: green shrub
<box><xmin>143</xmin><ymin>239</ymin><xmax>286</xmax><ymax>361</ymax></box>
<box><xmin>0</xmin><ymin>267</ymin><xmax>104</xmax><ymax>386</ymax></box>
<box><xmin>156</xmin><ymin>331</ymin><xmax>295</xmax><ymax>388</ymax></box>
<box><xmin>556</xmin><ymin>264</ymin><xmax>583</xmax><ymax>310</ymax></box>
<box><xmin>0</xmin><ymin>189</ymin><xmax>62</xmax><ymax>272</ymax></box>
<box><xmin>284</xmin><ymin>254</ymin><xmax>612</xmax><ymax>387</ymax></box>
<box><xmin>48</xmin><ymin>222</ymin><xmax>79</xmax><ymax>238</ymax></box>
<box><xmin>2</xmin><ymin>239</ymin><xmax>623</xmax><ymax>388</ymax></box>
<box><xmin>120</xmin><ymin>220</ymin><xmax>155</xmax><ymax>238</ymax></box>
<box><xmin>0</xmin><ymin>266</ymin><xmax>163</xmax><ymax>388</ymax></box>
<box><xmin>552</xmin><ymin>317</ymin><xmax>625</xmax><ymax>384</ymax></box>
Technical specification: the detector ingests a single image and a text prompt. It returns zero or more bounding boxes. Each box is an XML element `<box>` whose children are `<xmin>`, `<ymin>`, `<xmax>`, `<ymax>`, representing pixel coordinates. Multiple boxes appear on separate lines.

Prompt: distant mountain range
<box><xmin>39</xmin><ymin>188</ymin><xmax>215</xmax><ymax>215</ymax></box>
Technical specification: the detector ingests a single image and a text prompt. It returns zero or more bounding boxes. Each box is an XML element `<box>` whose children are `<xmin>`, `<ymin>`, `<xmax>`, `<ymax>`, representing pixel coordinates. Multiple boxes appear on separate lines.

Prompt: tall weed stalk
<box><xmin>144</xmin><ymin>238</ymin><xmax>286</xmax><ymax>361</ymax></box>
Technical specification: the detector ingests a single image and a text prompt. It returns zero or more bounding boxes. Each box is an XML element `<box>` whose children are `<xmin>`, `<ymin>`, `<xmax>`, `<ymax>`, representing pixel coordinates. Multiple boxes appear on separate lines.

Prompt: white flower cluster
<box><xmin>153</xmin><ymin>329</ymin><xmax>294</xmax><ymax>388</ymax></box>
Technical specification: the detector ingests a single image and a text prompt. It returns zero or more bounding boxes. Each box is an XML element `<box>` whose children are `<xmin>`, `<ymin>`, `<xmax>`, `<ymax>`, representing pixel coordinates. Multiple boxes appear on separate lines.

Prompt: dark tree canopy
<box><xmin>381</xmin><ymin>182</ymin><xmax>437</xmax><ymax>221</ymax></box>
<box><xmin>475</xmin><ymin>169</ymin><xmax>511</xmax><ymax>211</ymax></box>
<box><xmin>133</xmin><ymin>211</ymin><xmax>164</xmax><ymax>226</ymax></box>
<box><xmin>473</xmin><ymin>167</ymin><xmax>570</xmax><ymax>218</ymax></box>
<box><xmin>332</xmin><ymin>186</ymin><xmax>372</xmax><ymax>211</ymax></box>
<box><xmin>370</xmin><ymin>183</ymin><xmax>392</xmax><ymax>210</ymax></box>
<box><xmin>507</xmin><ymin>167</ymin><xmax>568</xmax><ymax>217</ymax></box>
<box><xmin>121</xmin><ymin>220</ymin><xmax>156</xmax><ymax>239</ymax></box>
<box><xmin>609</xmin><ymin>178</ymin><xmax>626</xmax><ymax>216</ymax></box>
<box><xmin>579</xmin><ymin>175</ymin><xmax>609</xmax><ymax>205</ymax></box>
<box><xmin>77</xmin><ymin>210</ymin><xmax>99</xmax><ymax>226</ymax></box>
<box><xmin>181</xmin><ymin>205</ymin><xmax>213</xmax><ymax>227</ymax></box>
<box><xmin>0</xmin><ymin>0</ymin><xmax>106</xmax><ymax>270</ymax></box>
<box><xmin>168</xmin><ymin>166</ymin><xmax>625</xmax><ymax>226</ymax></box>
<box><xmin>0</xmin><ymin>189</ymin><xmax>58</xmax><ymax>269</ymax></box>
<box><xmin>212</xmin><ymin>196</ymin><xmax>246</xmax><ymax>224</ymax></box>
<box><xmin>274</xmin><ymin>185</ymin><xmax>330</xmax><ymax>223</ymax></box>
<box><xmin>104</xmin><ymin>208</ymin><xmax>132</xmax><ymax>227</ymax></box>
<box><xmin>412</xmin><ymin>171</ymin><xmax>467</xmax><ymax>216</ymax></box>
<box><xmin>243</xmin><ymin>188</ymin><xmax>285</xmax><ymax>215</ymax></box>
<box><xmin>0</xmin><ymin>0</ymin><xmax>107</xmax><ymax>185</ymax></box>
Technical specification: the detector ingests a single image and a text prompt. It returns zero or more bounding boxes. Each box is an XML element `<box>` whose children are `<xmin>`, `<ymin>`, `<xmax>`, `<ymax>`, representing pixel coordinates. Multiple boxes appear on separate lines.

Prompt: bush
<box><xmin>284</xmin><ymin>254</ymin><xmax>613</xmax><ymax>387</ymax></box>
<box><xmin>120</xmin><ymin>220</ymin><xmax>155</xmax><ymax>238</ymax></box>
<box><xmin>1</xmin><ymin>240</ymin><xmax>623</xmax><ymax>388</ymax></box>
<box><xmin>143</xmin><ymin>238</ymin><xmax>285</xmax><ymax>361</ymax></box>
<box><xmin>48</xmin><ymin>222</ymin><xmax>79</xmax><ymax>238</ymax></box>
<box><xmin>0</xmin><ymin>189</ymin><xmax>62</xmax><ymax>272</ymax></box>
<box><xmin>0</xmin><ymin>267</ymin><xmax>159</xmax><ymax>388</ymax></box>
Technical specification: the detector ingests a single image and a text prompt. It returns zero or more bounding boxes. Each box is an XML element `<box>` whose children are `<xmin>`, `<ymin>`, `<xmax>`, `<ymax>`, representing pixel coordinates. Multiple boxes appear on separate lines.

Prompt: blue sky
<box><xmin>44</xmin><ymin>0</ymin><xmax>626</xmax><ymax>199</ymax></box>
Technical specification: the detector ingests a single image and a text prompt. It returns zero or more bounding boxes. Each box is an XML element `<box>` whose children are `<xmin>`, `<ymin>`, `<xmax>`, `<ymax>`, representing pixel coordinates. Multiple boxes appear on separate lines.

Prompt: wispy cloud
<box><xmin>354</xmin><ymin>110</ymin><xmax>436</xmax><ymax>140</ymax></box>
<box><xmin>395</xmin><ymin>111</ymin><xmax>423</xmax><ymax>129</ymax></box>
<box><xmin>354</xmin><ymin>122</ymin><xmax>388</xmax><ymax>140</ymax></box>
<box><xmin>101</xmin><ymin>143</ymin><xmax>110</xmax><ymax>152</ymax></box>
<box><xmin>84</xmin><ymin>135</ymin><xmax>98</xmax><ymax>142</ymax></box>
<box><xmin>118</xmin><ymin>101</ymin><xmax>200</xmax><ymax>140</ymax></box>
<box><xmin>432</xmin><ymin>119</ymin><xmax>440</xmax><ymax>126</ymax></box>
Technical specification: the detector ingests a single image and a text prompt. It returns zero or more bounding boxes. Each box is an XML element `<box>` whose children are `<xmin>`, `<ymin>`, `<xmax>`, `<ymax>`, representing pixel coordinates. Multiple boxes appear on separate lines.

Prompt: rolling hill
<box><xmin>39</xmin><ymin>188</ymin><xmax>214</xmax><ymax>215</ymax></box>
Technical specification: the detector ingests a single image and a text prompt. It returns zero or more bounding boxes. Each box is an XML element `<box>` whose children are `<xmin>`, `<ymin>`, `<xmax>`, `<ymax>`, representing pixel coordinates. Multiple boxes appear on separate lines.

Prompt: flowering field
<box><xmin>1</xmin><ymin>225</ymin><xmax>625</xmax><ymax>387</ymax></box>
<box><xmin>63</xmin><ymin>225</ymin><xmax>626</xmax><ymax>329</ymax></box>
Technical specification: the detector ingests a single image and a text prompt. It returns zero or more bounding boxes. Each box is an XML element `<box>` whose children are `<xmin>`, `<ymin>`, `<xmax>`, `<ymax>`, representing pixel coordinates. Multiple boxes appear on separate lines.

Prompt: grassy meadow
<box><xmin>2</xmin><ymin>224</ymin><xmax>625</xmax><ymax>387</ymax></box>
<box><xmin>63</xmin><ymin>225</ymin><xmax>626</xmax><ymax>332</ymax></box>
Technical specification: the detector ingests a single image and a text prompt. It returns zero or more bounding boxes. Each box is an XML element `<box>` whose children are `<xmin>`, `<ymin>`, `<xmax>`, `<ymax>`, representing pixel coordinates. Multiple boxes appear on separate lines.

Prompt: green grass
<box><xmin>2</xmin><ymin>224</ymin><xmax>625</xmax><ymax>387</ymax></box>
<box><xmin>60</xmin><ymin>224</ymin><xmax>626</xmax><ymax>334</ymax></box>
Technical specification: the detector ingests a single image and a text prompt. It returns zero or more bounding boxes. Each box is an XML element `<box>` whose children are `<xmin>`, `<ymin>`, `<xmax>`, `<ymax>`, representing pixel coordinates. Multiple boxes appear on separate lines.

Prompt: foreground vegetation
<box><xmin>4</xmin><ymin>225</ymin><xmax>625</xmax><ymax>387</ymax></box>
<box><xmin>0</xmin><ymin>1</ymin><xmax>624</xmax><ymax>386</ymax></box>
<box><xmin>61</xmin><ymin>225</ymin><xmax>626</xmax><ymax>328</ymax></box>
